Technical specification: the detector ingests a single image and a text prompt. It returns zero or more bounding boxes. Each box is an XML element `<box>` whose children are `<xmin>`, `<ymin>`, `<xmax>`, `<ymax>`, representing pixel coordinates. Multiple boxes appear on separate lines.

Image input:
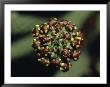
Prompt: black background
<box><xmin>0</xmin><ymin>0</ymin><xmax>109</xmax><ymax>4</ymax></box>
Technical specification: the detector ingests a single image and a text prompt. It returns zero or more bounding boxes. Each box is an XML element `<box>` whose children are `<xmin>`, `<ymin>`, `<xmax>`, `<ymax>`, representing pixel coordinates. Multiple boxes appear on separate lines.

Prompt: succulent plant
<box><xmin>32</xmin><ymin>17</ymin><xmax>84</xmax><ymax>72</ymax></box>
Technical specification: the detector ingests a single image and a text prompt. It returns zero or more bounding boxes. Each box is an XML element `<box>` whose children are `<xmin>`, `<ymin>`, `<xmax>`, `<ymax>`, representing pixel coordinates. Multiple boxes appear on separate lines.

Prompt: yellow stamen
<box><xmin>76</xmin><ymin>45</ymin><xmax>80</xmax><ymax>48</ymax></box>
<box><xmin>60</xmin><ymin>63</ymin><xmax>64</xmax><ymax>66</ymax></box>
<box><xmin>75</xmin><ymin>37</ymin><xmax>81</xmax><ymax>40</ymax></box>
<box><xmin>60</xmin><ymin>67</ymin><xmax>64</xmax><ymax>71</ymax></box>
<box><xmin>71</xmin><ymin>37</ymin><xmax>74</xmax><ymax>41</ymax></box>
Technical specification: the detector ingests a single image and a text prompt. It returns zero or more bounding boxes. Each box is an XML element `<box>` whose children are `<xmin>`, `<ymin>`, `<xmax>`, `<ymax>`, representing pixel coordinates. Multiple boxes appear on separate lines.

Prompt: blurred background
<box><xmin>11</xmin><ymin>11</ymin><xmax>100</xmax><ymax>77</ymax></box>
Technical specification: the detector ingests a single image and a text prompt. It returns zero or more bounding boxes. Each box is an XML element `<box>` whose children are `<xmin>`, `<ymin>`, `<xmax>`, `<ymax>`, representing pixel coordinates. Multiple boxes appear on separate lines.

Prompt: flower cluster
<box><xmin>32</xmin><ymin>17</ymin><xmax>84</xmax><ymax>72</ymax></box>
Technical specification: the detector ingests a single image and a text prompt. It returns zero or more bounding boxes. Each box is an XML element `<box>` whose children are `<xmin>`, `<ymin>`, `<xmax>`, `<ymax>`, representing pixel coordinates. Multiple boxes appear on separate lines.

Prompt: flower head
<box><xmin>32</xmin><ymin>17</ymin><xmax>84</xmax><ymax>72</ymax></box>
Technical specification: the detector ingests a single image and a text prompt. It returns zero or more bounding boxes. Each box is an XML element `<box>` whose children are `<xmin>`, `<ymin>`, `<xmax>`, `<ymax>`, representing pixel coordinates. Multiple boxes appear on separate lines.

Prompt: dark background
<box><xmin>11</xmin><ymin>11</ymin><xmax>100</xmax><ymax>77</ymax></box>
<box><xmin>0</xmin><ymin>0</ymin><xmax>109</xmax><ymax>4</ymax></box>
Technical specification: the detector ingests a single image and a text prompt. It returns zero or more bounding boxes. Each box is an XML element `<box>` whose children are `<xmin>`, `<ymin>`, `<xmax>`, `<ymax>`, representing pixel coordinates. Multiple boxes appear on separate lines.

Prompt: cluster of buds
<box><xmin>32</xmin><ymin>17</ymin><xmax>84</xmax><ymax>72</ymax></box>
